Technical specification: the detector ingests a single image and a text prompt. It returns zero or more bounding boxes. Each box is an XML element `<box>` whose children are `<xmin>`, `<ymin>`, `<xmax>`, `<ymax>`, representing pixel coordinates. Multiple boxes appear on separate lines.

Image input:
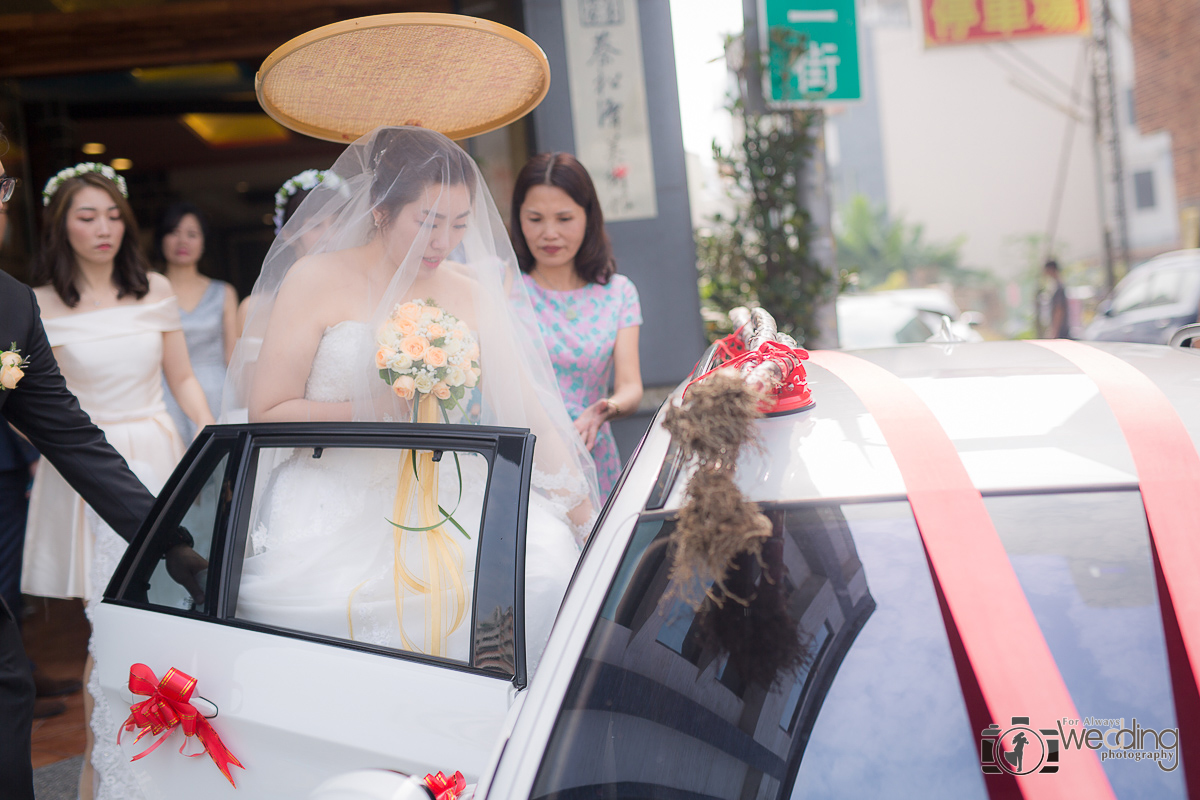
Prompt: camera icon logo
<box><xmin>980</xmin><ymin>717</ymin><xmax>1060</xmax><ymax>776</ymax></box>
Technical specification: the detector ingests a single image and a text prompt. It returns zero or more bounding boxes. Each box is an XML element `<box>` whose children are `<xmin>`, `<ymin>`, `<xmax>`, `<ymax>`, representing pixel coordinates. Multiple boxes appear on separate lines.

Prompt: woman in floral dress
<box><xmin>512</xmin><ymin>153</ymin><xmax>643</xmax><ymax>500</ymax></box>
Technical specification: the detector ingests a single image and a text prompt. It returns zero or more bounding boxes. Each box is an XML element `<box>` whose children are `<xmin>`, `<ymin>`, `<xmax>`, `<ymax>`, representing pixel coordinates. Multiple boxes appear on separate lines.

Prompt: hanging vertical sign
<box><xmin>562</xmin><ymin>0</ymin><xmax>659</xmax><ymax>221</ymax></box>
<box><xmin>762</xmin><ymin>0</ymin><xmax>862</xmax><ymax>105</ymax></box>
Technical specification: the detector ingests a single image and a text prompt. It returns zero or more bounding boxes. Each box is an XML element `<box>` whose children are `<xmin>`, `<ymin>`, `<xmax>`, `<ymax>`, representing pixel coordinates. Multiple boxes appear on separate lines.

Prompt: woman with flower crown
<box><xmin>223</xmin><ymin>127</ymin><xmax>599</xmax><ymax>670</ymax></box>
<box><xmin>22</xmin><ymin>163</ymin><xmax>215</xmax><ymax>799</ymax></box>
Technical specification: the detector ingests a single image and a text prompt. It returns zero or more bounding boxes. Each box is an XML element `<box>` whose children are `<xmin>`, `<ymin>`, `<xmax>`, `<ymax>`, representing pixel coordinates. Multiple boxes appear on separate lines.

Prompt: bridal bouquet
<box><xmin>376</xmin><ymin>299</ymin><xmax>481</xmax><ymax>411</ymax></box>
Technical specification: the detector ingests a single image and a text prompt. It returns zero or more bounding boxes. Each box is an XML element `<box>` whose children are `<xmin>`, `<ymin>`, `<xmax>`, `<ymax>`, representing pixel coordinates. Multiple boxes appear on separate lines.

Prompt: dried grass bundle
<box><xmin>664</xmin><ymin>370</ymin><xmax>771</xmax><ymax>609</ymax></box>
<box><xmin>663</xmin><ymin>369</ymin><xmax>763</xmax><ymax>470</ymax></box>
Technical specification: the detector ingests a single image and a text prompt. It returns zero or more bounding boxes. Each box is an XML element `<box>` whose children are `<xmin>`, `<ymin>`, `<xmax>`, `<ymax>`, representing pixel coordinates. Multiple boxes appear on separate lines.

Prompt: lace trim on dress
<box><xmin>85</xmin><ymin>508</ymin><xmax>152</xmax><ymax>800</ymax></box>
<box><xmin>532</xmin><ymin>464</ymin><xmax>596</xmax><ymax>543</ymax></box>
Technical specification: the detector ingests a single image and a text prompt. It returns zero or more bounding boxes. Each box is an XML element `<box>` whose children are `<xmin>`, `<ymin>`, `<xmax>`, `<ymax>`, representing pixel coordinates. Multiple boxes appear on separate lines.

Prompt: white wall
<box><xmin>873</xmin><ymin>28</ymin><xmax>1101</xmax><ymax>279</ymax></box>
<box><xmin>839</xmin><ymin>0</ymin><xmax>1180</xmax><ymax>280</ymax></box>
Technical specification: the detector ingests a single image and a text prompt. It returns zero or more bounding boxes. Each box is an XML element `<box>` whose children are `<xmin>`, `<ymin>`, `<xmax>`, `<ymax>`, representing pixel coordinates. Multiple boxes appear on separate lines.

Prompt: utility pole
<box><xmin>1091</xmin><ymin>0</ymin><xmax>1129</xmax><ymax>291</ymax></box>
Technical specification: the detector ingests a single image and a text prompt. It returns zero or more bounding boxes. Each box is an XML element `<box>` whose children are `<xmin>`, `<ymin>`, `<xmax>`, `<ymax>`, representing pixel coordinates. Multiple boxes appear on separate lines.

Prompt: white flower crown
<box><xmin>42</xmin><ymin>162</ymin><xmax>128</xmax><ymax>207</ymax></box>
<box><xmin>273</xmin><ymin>169</ymin><xmax>343</xmax><ymax>235</ymax></box>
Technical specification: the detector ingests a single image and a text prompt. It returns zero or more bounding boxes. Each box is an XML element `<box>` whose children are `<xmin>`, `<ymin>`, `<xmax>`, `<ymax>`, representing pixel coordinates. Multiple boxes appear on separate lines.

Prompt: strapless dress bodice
<box><xmin>305</xmin><ymin>321</ymin><xmax>372</xmax><ymax>403</ymax></box>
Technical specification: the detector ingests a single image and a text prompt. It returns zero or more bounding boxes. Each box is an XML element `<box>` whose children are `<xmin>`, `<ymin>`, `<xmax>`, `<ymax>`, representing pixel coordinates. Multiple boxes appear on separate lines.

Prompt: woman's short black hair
<box><xmin>154</xmin><ymin>201</ymin><xmax>208</xmax><ymax>265</ymax></box>
<box><xmin>511</xmin><ymin>152</ymin><xmax>615</xmax><ymax>285</ymax></box>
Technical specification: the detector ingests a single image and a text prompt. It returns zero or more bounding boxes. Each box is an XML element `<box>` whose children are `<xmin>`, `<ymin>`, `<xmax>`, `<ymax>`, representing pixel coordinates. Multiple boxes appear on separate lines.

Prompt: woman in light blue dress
<box><xmin>157</xmin><ymin>202</ymin><xmax>237</xmax><ymax>439</ymax></box>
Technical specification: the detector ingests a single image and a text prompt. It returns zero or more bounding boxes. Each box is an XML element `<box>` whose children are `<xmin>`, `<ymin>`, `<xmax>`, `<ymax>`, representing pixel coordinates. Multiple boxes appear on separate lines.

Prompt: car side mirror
<box><xmin>310</xmin><ymin>770</ymin><xmax>435</xmax><ymax>800</ymax></box>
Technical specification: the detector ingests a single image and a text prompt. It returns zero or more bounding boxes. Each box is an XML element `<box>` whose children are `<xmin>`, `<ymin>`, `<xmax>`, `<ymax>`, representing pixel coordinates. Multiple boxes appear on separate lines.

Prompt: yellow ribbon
<box><xmin>348</xmin><ymin>394</ymin><xmax>467</xmax><ymax>656</ymax></box>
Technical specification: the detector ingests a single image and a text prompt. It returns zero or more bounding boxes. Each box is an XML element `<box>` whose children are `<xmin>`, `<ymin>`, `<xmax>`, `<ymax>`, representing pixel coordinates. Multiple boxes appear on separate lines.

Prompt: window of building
<box><xmin>1134</xmin><ymin>170</ymin><xmax>1157</xmax><ymax>210</ymax></box>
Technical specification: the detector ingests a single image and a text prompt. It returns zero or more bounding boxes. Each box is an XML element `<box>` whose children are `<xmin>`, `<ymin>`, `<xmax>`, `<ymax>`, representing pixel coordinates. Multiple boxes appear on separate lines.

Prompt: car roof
<box><xmin>657</xmin><ymin>340</ymin><xmax>1200</xmax><ymax>509</ymax></box>
<box><xmin>1127</xmin><ymin>247</ymin><xmax>1200</xmax><ymax>275</ymax></box>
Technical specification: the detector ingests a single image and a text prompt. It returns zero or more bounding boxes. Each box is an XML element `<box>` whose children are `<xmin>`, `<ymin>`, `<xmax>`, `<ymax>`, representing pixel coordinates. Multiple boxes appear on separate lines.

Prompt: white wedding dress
<box><xmin>235</xmin><ymin>322</ymin><xmax>581</xmax><ymax>667</ymax></box>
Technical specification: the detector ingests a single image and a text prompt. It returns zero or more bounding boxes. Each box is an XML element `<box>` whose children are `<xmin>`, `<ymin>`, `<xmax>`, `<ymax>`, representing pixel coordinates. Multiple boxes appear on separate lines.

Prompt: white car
<box><xmin>96</xmin><ymin>318</ymin><xmax>1198</xmax><ymax>799</ymax></box>
<box><xmin>837</xmin><ymin>288</ymin><xmax>984</xmax><ymax>348</ymax></box>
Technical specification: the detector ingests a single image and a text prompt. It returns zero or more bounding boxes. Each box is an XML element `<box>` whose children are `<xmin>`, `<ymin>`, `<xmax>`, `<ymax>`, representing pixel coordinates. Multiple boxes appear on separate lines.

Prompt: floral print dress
<box><xmin>523</xmin><ymin>273</ymin><xmax>642</xmax><ymax>499</ymax></box>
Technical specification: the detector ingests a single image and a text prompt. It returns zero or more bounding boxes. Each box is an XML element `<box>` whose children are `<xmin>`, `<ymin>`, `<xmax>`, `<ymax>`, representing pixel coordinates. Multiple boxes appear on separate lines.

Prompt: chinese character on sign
<box><xmin>563</xmin><ymin>0</ymin><xmax>657</xmax><ymax>220</ymax></box>
<box><xmin>928</xmin><ymin>0</ymin><xmax>981</xmax><ymax>40</ymax></box>
<box><xmin>981</xmin><ymin>0</ymin><xmax>1030</xmax><ymax>34</ymax></box>
<box><xmin>1030</xmin><ymin>0</ymin><xmax>1081</xmax><ymax>31</ymax></box>
<box><xmin>794</xmin><ymin>43</ymin><xmax>841</xmax><ymax>97</ymax></box>
<box><xmin>588</xmin><ymin>30</ymin><xmax>632</xmax><ymax>210</ymax></box>
<box><xmin>579</xmin><ymin>0</ymin><xmax>623</xmax><ymax>26</ymax></box>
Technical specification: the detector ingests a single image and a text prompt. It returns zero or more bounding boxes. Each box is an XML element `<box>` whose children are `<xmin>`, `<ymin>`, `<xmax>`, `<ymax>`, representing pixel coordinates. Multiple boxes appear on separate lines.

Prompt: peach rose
<box><xmin>399</xmin><ymin>335</ymin><xmax>429</xmax><ymax>360</ymax></box>
<box><xmin>432</xmin><ymin>381</ymin><xmax>451</xmax><ymax>400</ymax></box>
<box><xmin>466</xmin><ymin>341</ymin><xmax>480</xmax><ymax>360</ymax></box>
<box><xmin>464</xmin><ymin>367</ymin><xmax>479</xmax><ymax>388</ymax></box>
<box><xmin>398</xmin><ymin>302</ymin><xmax>423</xmax><ymax>321</ymax></box>
<box><xmin>446</xmin><ymin>328</ymin><xmax>465</xmax><ymax>341</ymax></box>
<box><xmin>420</xmin><ymin>305</ymin><xmax>443</xmax><ymax>321</ymax></box>
<box><xmin>395</xmin><ymin>316</ymin><xmax>418</xmax><ymax>336</ymax></box>
<box><xmin>391</xmin><ymin>375</ymin><xmax>415</xmax><ymax>400</ymax></box>
<box><xmin>1</xmin><ymin>365</ymin><xmax>25</xmax><ymax>390</ymax></box>
<box><xmin>424</xmin><ymin>347</ymin><xmax>448</xmax><ymax>368</ymax></box>
<box><xmin>426</xmin><ymin>322</ymin><xmax>446</xmax><ymax>339</ymax></box>
<box><xmin>0</xmin><ymin>351</ymin><xmax>20</xmax><ymax>369</ymax></box>
<box><xmin>376</xmin><ymin>348</ymin><xmax>397</xmax><ymax>369</ymax></box>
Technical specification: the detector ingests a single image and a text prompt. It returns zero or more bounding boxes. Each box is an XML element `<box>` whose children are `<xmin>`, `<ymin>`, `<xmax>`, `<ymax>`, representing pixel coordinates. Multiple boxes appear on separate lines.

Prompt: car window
<box><xmin>1145</xmin><ymin>269</ymin><xmax>1186</xmax><ymax>308</ymax></box>
<box><xmin>985</xmin><ymin>491</ymin><xmax>1185</xmax><ymax>799</ymax></box>
<box><xmin>1110</xmin><ymin>272</ymin><xmax>1151</xmax><ymax>315</ymax></box>
<box><xmin>110</xmin><ymin>436</ymin><xmax>236</xmax><ymax>614</ymax></box>
<box><xmin>231</xmin><ymin>444</ymin><xmax>489</xmax><ymax>665</ymax></box>
<box><xmin>530</xmin><ymin>501</ymin><xmax>988</xmax><ymax>800</ymax></box>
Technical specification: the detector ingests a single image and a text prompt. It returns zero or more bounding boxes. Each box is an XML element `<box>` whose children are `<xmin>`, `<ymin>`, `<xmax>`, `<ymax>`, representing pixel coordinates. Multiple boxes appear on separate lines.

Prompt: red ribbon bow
<box><xmin>425</xmin><ymin>770</ymin><xmax>466</xmax><ymax>800</ymax></box>
<box><xmin>118</xmin><ymin>663</ymin><xmax>244</xmax><ymax>787</ymax></box>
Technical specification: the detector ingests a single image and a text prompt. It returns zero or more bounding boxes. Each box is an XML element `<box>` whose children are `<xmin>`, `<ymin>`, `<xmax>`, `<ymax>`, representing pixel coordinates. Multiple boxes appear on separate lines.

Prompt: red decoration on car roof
<box><xmin>693</xmin><ymin>335</ymin><xmax>814</xmax><ymax>415</ymax></box>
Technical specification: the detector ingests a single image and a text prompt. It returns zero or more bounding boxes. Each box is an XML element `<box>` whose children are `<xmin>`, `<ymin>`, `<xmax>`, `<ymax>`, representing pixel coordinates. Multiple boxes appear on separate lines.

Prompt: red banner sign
<box><xmin>921</xmin><ymin>0</ymin><xmax>1090</xmax><ymax>47</ymax></box>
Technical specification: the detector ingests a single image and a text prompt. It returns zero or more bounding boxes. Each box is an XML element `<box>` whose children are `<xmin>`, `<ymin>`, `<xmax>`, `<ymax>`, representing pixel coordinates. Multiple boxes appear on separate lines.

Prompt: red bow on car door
<box><xmin>119</xmin><ymin>663</ymin><xmax>245</xmax><ymax>787</ymax></box>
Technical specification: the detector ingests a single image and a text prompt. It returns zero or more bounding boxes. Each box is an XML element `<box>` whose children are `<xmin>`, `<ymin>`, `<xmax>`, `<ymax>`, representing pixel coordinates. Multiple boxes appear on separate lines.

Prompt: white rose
<box><xmin>442</xmin><ymin>337</ymin><xmax>462</xmax><ymax>356</ymax></box>
<box><xmin>413</xmin><ymin>372</ymin><xmax>435</xmax><ymax>394</ymax></box>
<box><xmin>445</xmin><ymin>365</ymin><xmax>466</xmax><ymax>386</ymax></box>
<box><xmin>388</xmin><ymin>353</ymin><xmax>413</xmax><ymax>372</ymax></box>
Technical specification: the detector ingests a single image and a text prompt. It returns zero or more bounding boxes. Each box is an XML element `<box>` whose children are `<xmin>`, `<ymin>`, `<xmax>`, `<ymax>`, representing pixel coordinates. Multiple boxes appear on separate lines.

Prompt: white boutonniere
<box><xmin>0</xmin><ymin>344</ymin><xmax>28</xmax><ymax>391</ymax></box>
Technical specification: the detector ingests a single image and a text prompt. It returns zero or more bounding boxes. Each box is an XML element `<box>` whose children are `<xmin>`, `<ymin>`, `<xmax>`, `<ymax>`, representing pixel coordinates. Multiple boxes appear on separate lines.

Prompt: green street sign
<box><xmin>762</xmin><ymin>0</ymin><xmax>862</xmax><ymax>104</ymax></box>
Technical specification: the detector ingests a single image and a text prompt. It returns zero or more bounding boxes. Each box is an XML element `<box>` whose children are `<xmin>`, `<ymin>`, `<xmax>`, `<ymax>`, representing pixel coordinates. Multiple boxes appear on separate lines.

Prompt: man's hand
<box><xmin>164</xmin><ymin>544</ymin><xmax>208</xmax><ymax>606</ymax></box>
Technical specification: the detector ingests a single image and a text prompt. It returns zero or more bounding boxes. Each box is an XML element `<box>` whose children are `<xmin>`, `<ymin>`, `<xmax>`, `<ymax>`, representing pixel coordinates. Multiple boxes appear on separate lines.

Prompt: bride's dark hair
<box><xmin>369</xmin><ymin>128</ymin><xmax>477</xmax><ymax>228</ymax></box>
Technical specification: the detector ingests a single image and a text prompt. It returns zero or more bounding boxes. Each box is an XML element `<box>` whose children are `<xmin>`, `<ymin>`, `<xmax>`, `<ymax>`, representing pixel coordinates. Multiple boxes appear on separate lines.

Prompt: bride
<box><xmin>222</xmin><ymin>127</ymin><xmax>599</xmax><ymax>669</ymax></box>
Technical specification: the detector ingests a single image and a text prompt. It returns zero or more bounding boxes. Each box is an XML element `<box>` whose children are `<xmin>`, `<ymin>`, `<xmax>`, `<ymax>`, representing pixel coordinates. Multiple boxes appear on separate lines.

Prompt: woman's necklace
<box><xmin>532</xmin><ymin>267</ymin><xmax>585</xmax><ymax>320</ymax></box>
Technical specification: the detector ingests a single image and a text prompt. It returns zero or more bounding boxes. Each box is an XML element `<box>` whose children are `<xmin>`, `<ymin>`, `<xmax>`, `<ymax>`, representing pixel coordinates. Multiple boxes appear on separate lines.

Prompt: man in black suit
<box><xmin>0</xmin><ymin>162</ymin><xmax>204</xmax><ymax>799</ymax></box>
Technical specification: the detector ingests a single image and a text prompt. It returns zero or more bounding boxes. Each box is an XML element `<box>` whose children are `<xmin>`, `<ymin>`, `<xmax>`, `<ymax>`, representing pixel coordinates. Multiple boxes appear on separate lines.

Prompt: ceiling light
<box><xmin>110</xmin><ymin>158</ymin><xmax>133</xmax><ymax>171</ymax></box>
<box><xmin>181</xmin><ymin>114</ymin><xmax>290</xmax><ymax>148</ymax></box>
<box><xmin>81</xmin><ymin>142</ymin><xmax>106</xmax><ymax>155</ymax></box>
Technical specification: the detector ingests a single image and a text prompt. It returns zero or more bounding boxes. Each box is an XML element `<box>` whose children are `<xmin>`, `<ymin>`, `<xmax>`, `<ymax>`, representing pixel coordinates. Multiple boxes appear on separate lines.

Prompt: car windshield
<box><xmin>529</xmin><ymin>500</ymin><xmax>989</xmax><ymax>800</ymax></box>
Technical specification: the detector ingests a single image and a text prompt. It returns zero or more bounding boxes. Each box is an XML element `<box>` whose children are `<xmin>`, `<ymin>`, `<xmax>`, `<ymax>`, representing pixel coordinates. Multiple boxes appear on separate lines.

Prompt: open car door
<box><xmin>91</xmin><ymin>422</ymin><xmax>535</xmax><ymax>799</ymax></box>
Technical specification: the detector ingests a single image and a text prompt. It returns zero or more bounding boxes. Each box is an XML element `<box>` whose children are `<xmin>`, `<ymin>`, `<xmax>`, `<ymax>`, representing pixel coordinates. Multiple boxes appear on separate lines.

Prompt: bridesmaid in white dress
<box><xmin>20</xmin><ymin>164</ymin><xmax>215</xmax><ymax>799</ymax></box>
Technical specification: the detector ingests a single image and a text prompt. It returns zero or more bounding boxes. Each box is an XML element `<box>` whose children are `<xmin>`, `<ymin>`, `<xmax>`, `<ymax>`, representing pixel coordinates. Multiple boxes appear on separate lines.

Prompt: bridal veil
<box><xmin>223</xmin><ymin>126</ymin><xmax>600</xmax><ymax>535</ymax></box>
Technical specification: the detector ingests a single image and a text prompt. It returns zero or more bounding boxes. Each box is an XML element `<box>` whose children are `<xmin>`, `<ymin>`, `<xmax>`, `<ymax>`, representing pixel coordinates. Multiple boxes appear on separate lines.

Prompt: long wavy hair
<box><xmin>511</xmin><ymin>152</ymin><xmax>616</xmax><ymax>285</ymax></box>
<box><xmin>35</xmin><ymin>172</ymin><xmax>149</xmax><ymax>307</ymax></box>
